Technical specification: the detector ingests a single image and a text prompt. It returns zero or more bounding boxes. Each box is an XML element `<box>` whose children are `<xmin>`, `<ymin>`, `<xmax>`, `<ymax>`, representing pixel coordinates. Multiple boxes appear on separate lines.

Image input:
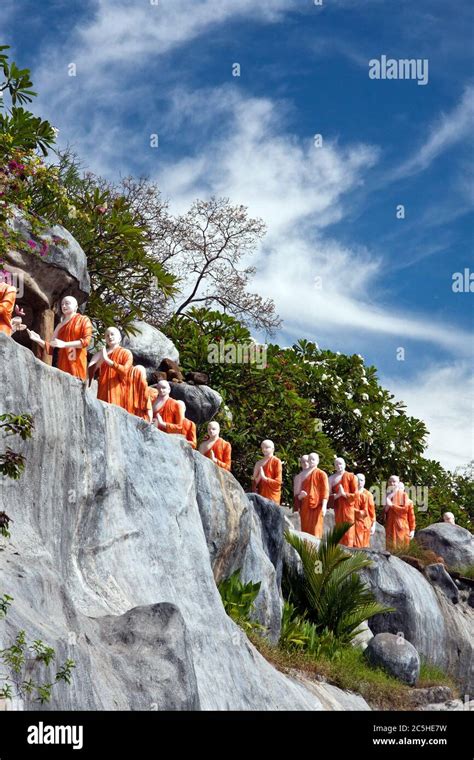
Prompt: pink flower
<box><xmin>27</xmin><ymin>240</ymin><xmax>37</xmax><ymax>249</ymax></box>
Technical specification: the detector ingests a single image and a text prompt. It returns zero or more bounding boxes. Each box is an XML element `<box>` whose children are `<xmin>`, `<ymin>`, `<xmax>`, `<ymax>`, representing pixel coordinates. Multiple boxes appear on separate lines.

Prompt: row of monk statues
<box><xmin>1</xmin><ymin>288</ymin><xmax>442</xmax><ymax>553</ymax></box>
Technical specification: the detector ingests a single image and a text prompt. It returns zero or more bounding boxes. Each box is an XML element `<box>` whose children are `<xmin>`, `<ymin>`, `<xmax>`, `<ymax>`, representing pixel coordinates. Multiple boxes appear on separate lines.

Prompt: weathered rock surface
<box><xmin>169</xmin><ymin>381</ymin><xmax>222</xmax><ymax>425</ymax></box>
<box><xmin>415</xmin><ymin>523</ymin><xmax>474</xmax><ymax>569</ymax></box>
<box><xmin>424</xmin><ymin>563</ymin><xmax>459</xmax><ymax>604</ymax></box>
<box><xmin>122</xmin><ymin>320</ymin><xmax>179</xmax><ymax>379</ymax></box>
<box><xmin>0</xmin><ymin>335</ymin><xmax>370</xmax><ymax>711</ymax></box>
<box><xmin>5</xmin><ymin>206</ymin><xmax>90</xmax><ymax>305</ymax></box>
<box><xmin>365</xmin><ymin>632</ymin><xmax>420</xmax><ymax>685</ymax></box>
<box><xmin>360</xmin><ymin>551</ymin><xmax>474</xmax><ymax>693</ymax></box>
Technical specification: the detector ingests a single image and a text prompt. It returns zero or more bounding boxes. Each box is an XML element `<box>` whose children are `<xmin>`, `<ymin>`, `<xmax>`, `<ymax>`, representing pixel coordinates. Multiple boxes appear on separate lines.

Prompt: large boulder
<box><xmin>424</xmin><ymin>563</ymin><xmax>459</xmax><ymax>604</ymax></box>
<box><xmin>365</xmin><ymin>632</ymin><xmax>420</xmax><ymax>685</ymax></box>
<box><xmin>360</xmin><ymin>551</ymin><xmax>474</xmax><ymax>693</ymax></box>
<box><xmin>415</xmin><ymin>523</ymin><xmax>474</xmax><ymax>569</ymax></box>
<box><xmin>122</xmin><ymin>320</ymin><xmax>179</xmax><ymax>378</ymax></box>
<box><xmin>169</xmin><ymin>382</ymin><xmax>222</xmax><ymax>425</ymax></box>
<box><xmin>0</xmin><ymin>334</ymin><xmax>371</xmax><ymax>711</ymax></box>
<box><xmin>3</xmin><ymin>206</ymin><xmax>90</xmax><ymax>361</ymax></box>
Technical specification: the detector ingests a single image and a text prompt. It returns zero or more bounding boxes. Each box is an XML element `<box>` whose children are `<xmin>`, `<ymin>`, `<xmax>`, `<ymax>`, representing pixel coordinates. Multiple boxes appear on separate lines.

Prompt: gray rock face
<box><xmin>424</xmin><ymin>564</ymin><xmax>459</xmax><ymax>604</ymax></box>
<box><xmin>360</xmin><ymin>552</ymin><xmax>474</xmax><ymax>693</ymax></box>
<box><xmin>366</xmin><ymin>632</ymin><xmax>420</xmax><ymax>685</ymax></box>
<box><xmin>122</xmin><ymin>320</ymin><xmax>179</xmax><ymax>375</ymax></box>
<box><xmin>415</xmin><ymin>523</ymin><xmax>474</xmax><ymax>569</ymax></box>
<box><xmin>169</xmin><ymin>382</ymin><xmax>222</xmax><ymax>425</ymax></box>
<box><xmin>4</xmin><ymin>205</ymin><xmax>90</xmax><ymax>307</ymax></box>
<box><xmin>0</xmin><ymin>335</ymin><xmax>369</xmax><ymax>711</ymax></box>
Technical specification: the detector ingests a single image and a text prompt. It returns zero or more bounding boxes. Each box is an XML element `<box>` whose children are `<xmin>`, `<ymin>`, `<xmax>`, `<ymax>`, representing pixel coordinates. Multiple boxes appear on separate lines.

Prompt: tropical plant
<box><xmin>217</xmin><ymin>569</ymin><xmax>264</xmax><ymax>633</ymax></box>
<box><xmin>0</xmin><ymin>629</ymin><xmax>75</xmax><ymax>704</ymax></box>
<box><xmin>0</xmin><ymin>413</ymin><xmax>34</xmax><ymax>483</ymax></box>
<box><xmin>283</xmin><ymin>525</ymin><xmax>394</xmax><ymax>641</ymax></box>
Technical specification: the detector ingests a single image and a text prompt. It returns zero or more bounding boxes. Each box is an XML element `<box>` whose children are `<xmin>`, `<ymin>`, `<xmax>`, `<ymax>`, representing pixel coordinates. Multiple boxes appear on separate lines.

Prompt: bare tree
<box><xmin>120</xmin><ymin>181</ymin><xmax>281</xmax><ymax>334</ymax></box>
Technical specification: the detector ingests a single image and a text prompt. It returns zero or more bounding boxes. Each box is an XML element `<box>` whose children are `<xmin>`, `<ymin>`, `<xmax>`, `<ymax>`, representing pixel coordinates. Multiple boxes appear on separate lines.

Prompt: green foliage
<box><xmin>0</xmin><ymin>594</ymin><xmax>13</xmax><ymax>618</ymax></box>
<box><xmin>0</xmin><ymin>629</ymin><xmax>76</xmax><ymax>705</ymax></box>
<box><xmin>450</xmin><ymin>565</ymin><xmax>474</xmax><ymax>580</ymax></box>
<box><xmin>284</xmin><ymin>526</ymin><xmax>394</xmax><ymax>641</ymax></box>
<box><xmin>0</xmin><ymin>413</ymin><xmax>34</xmax><ymax>481</ymax></box>
<box><xmin>0</xmin><ymin>46</ymin><xmax>56</xmax><ymax>157</ymax></box>
<box><xmin>164</xmin><ymin>309</ymin><xmax>336</xmax><ymax>496</ymax></box>
<box><xmin>163</xmin><ymin>310</ymin><xmax>473</xmax><ymax>525</ymax></box>
<box><xmin>217</xmin><ymin>569</ymin><xmax>264</xmax><ymax>632</ymax></box>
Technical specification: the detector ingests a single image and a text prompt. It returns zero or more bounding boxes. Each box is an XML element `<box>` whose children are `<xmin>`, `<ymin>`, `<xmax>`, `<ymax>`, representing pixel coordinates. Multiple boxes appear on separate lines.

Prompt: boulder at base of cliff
<box><xmin>365</xmin><ymin>632</ymin><xmax>420</xmax><ymax>685</ymax></box>
<box><xmin>415</xmin><ymin>523</ymin><xmax>474</xmax><ymax>569</ymax></box>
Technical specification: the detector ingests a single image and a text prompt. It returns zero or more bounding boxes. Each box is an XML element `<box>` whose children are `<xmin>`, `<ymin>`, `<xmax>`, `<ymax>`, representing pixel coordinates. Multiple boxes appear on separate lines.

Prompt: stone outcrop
<box><xmin>0</xmin><ymin>335</ymin><xmax>369</xmax><ymax>711</ymax></box>
<box><xmin>415</xmin><ymin>523</ymin><xmax>474</xmax><ymax>569</ymax></box>
<box><xmin>365</xmin><ymin>632</ymin><xmax>420</xmax><ymax>685</ymax></box>
<box><xmin>122</xmin><ymin>320</ymin><xmax>179</xmax><ymax>381</ymax></box>
<box><xmin>169</xmin><ymin>381</ymin><xmax>222</xmax><ymax>425</ymax></box>
<box><xmin>359</xmin><ymin>551</ymin><xmax>474</xmax><ymax>693</ymax></box>
<box><xmin>4</xmin><ymin>206</ymin><xmax>90</xmax><ymax>363</ymax></box>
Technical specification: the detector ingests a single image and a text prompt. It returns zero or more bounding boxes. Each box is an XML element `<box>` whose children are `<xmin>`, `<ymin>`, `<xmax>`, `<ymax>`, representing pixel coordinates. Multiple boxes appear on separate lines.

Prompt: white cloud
<box><xmin>158</xmin><ymin>87</ymin><xmax>472</xmax><ymax>355</ymax></box>
<box><xmin>383</xmin><ymin>362</ymin><xmax>474</xmax><ymax>471</ymax></box>
<box><xmin>392</xmin><ymin>85</ymin><xmax>474</xmax><ymax>179</ymax></box>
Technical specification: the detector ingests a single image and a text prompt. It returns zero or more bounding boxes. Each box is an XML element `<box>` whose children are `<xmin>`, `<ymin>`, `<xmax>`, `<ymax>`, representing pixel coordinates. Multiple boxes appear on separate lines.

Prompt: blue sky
<box><xmin>2</xmin><ymin>0</ymin><xmax>473</xmax><ymax>469</ymax></box>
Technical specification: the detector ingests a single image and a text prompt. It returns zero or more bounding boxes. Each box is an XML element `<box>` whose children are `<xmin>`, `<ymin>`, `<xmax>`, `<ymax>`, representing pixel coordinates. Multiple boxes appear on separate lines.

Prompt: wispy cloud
<box><xmin>158</xmin><ymin>87</ymin><xmax>472</xmax><ymax>355</ymax></box>
<box><xmin>391</xmin><ymin>85</ymin><xmax>474</xmax><ymax>179</ymax></box>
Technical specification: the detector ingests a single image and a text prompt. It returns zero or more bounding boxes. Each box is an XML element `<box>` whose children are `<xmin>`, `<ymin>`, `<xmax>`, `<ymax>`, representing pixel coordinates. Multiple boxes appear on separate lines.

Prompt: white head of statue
<box><xmin>261</xmin><ymin>439</ymin><xmax>275</xmax><ymax>458</ymax></box>
<box><xmin>443</xmin><ymin>512</ymin><xmax>455</xmax><ymax>525</ymax></box>
<box><xmin>387</xmin><ymin>474</ymin><xmax>399</xmax><ymax>491</ymax></box>
<box><xmin>398</xmin><ymin>481</ymin><xmax>405</xmax><ymax>492</ymax></box>
<box><xmin>61</xmin><ymin>295</ymin><xmax>78</xmax><ymax>318</ymax></box>
<box><xmin>334</xmin><ymin>457</ymin><xmax>345</xmax><ymax>474</ymax></box>
<box><xmin>157</xmin><ymin>379</ymin><xmax>171</xmax><ymax>399</ymax></box>
<box><xmin>357</xmin><ymin>473</ymin><xmax>366</xmax><ymax>490</ymax></box>
<box><xmin>300</xmin><ymin>454</ymin><xmax>310</xmax><ymax>470</ymax></box>
<box><xmin>105</xmin><ymin>326</ymin><xmax>121</xmax><ymax>350</ymax></box>
<box><xmin>308</xmin><ymin>452</ymin><xmax>319</xmax><ymax>469</ymax></box>
<box><xmin>207</xmin><ymin>421</ymin><xmax>220</xmax><ymax>440</ymax></box>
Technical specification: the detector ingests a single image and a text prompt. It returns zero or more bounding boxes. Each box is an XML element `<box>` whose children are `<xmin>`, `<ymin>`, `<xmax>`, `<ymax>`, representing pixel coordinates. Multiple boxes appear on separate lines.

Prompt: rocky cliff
<box><xmin>0</xmin><ymin>335</ymin><xmax>369</xmax><ymax>711</ymax></box>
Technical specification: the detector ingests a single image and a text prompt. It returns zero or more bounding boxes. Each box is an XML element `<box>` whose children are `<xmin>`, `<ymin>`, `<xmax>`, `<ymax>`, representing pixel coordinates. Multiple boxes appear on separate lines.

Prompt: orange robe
<box><xmin>45</xmin><ymin>314</ymin><xmax>92</xmax><ymax>380</ymax></box>
<box><xmin>0</xmin><ymin>283</ymin><xmax>16</xmax><ymax>336</ymax></box>
<box><xmin>299</xmin><ymin>467</ymin><xmax>329</xmax><ymax>538</ymax></box>
<box><xmin>203</xmin><ymin>438</ymin><xmax>232</xmax><ymax>470</ymax></box>
<box><xmin>330</xmin><ymin>471</ymin><xmax>358</xmax><ymax>547</ymax></box>
<box><xmin>354</xmin><ymin>488</ymin><xmax>376</xmax><ymax>548</ymax></box>
<box><xmin>155</xmin><ymin>397</ymin><xmax>184</xmax><ymax>434</ymax></box>
<box><xmin>252</xmin><ymin>456</ymin><xmax>283</xmax><ymax>505</ymax></box>
<box><xmin>125</xmin><ymin>366</ymin><xmax>152</xmax><ymax>421</ymax></box>
<box><xmin>182</xmin><ymin>418</ymin><xmax>197</xmax><ymax>449</ymax></box>
<box><xmin>385</xmin><ymin>492</ymin><xmax>416</xmax><ymax>551</ymax></box>
<box><xmin>97</xmin><ymin>347</ymin><xmax>133</xmax><ymax>408</ymax></box>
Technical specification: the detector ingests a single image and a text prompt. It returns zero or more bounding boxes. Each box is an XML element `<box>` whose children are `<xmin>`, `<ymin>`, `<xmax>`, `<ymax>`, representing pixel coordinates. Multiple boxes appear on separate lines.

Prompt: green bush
<box><xmin>217</xmin><ymin>569</ymin><xmax>264</xmax><ymax>633</ymax></box>
<box><xmin>284</xmin><ymin>525</ymin><xmax>394</xmax><ymax>642</ymax></box>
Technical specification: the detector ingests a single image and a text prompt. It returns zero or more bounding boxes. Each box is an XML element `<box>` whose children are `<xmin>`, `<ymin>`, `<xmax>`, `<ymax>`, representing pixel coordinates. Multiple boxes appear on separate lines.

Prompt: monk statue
<box><xmin>443</xmin><ymin>512</ymin><xmax>456</xmax><ymax>525</ymax></box>
<box><xmin>199</xmin><ymin>421</ymin><xmax>231</xmax><ymax>469</ymax></box>
<box><xmin>328</xmin><ymin>456</ymin><xmax>358</xmax><ymax>546</ymax></box>
<box><xmin>252</xmin><ymin>439</ymin><xmax>283</xmax><ymax>505</ymax></box>
<box><xmin>296</xmin><ymin>452</ymin><xmax>329</xmax><ymax>538</ymax></box>
<box><xmin>384</xmin><ymin>479</ymin><xmax>416</xmax><ymax>551</ymax></box>
<box><xmin>177</xmin><ymin>400</ymin><xmax>197</xmax><ymax>449</ymax></box>
<box><xmin>354</xmin><ymin>473</ymin><xmax>376</xmax><ymax>548</ymax></box>
<box><xmin>152</xmin><ymin>379</ymin><xmax>184</xmax><ymax>434</ymax></box>
<box><xmin>293</xmin><ymin>454</ymin><xmax>309</xmax><ymax>511</ymax></box>
<box><xmin>0</xmin><ymin>280</ymin><xmax>16</xmax><ymax>336</ymax></box>
<box><xmin>28</xmin><ymin>295</ymin><xmax>92</xmax><ymax>380</ymax></box>
<box><xmin>88</xmin><ymin>326</ymin><xmax>133</xmax><ymax>409</ymax></box>
<box><xmin>125</xmin><ymin>365</ymin><xmax>153</xmax><ymax>422</ymax></box>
